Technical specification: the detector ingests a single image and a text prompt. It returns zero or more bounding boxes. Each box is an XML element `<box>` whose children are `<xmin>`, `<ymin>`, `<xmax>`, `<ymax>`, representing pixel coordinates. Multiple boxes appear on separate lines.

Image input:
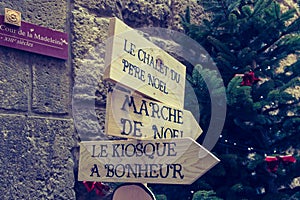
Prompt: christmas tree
<box><xmin>173</xmin><ymin>0</ymin><xmax>300</xmax><ymax>199</ymax></box>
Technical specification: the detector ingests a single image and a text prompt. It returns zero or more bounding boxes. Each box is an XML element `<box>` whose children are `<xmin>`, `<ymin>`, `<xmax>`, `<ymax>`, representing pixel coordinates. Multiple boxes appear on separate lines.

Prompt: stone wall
<box><xmin>0</xmin><ymin>0</ymin><xmax>205</xmax><ymax>199</ymax></box>
<box><xmin>0</xmin><ymin>1</ymin><xmax>76</xmax><ymax>199</ymax></box>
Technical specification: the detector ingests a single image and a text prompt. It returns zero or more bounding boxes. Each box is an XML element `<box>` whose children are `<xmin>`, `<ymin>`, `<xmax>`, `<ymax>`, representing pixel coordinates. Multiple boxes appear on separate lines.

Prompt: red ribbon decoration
<box><xmin>83</xmin><ymin>181</ymin><xmax>110</xmax><ymax>196</ymax></box>
<box><xmin>94</xmin><ymin>182</ymin><xmax>110</xmax><ymax>196</ymax></box>
<box><xmin>240</xmin><ymin>71</ymin><xmax>260</xmax><ymax>86</ymax></box>
<box><xmin>265</xmin><ymin>155</ymin><xmax>296</xmax><ymax>172</ymax></box>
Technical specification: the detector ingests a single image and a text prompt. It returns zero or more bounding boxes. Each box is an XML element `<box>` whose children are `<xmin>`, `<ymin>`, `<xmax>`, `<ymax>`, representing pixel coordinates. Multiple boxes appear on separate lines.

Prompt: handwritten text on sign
<box><xmin>106</xmin><ymin>89</ymin><xmax>202</xmax><ymax>140</ymax></box>
<box><xmin>104</xmin><ymin>17</ymin><xmax>186</xmax><ymax>108</ymax></box>
<box><xmin>0</xmin><ymin>16</ymin><xmax>68</xmax><ymax>59</ymax></box>
<box><xmin>78</xmin><ymin>138</ymin><xmax>219</xmax><ymax>184</ymax></box>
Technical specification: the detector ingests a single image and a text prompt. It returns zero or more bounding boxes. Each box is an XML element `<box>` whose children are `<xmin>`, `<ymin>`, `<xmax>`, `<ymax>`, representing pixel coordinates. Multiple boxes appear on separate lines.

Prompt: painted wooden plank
<box><xmin>104</xmin><ymin>17</ymin><xmax>186</xmax><ymax>108</ymax></box>
<box><xmin>105</xmin><ymin>88</ymin><xmax>202</xmax><ymax>140</ymax></box>
<box><xmin>78</xmin><ymin>138</ymin><xmax>219</xmax><ymax>184</ymax></box>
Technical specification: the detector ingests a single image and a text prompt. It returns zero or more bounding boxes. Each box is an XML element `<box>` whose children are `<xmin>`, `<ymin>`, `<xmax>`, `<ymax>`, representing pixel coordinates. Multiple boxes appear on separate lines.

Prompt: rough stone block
<box><xmin>32</xmin><ymin>56</ymin><xmax>70</xmax><ymax>115</ymax></box>
<box><xmin>72</xmin><ymin>9</ymin><xmax>109</xmax><ymax>63</ymax></box>
<box><xmin>25</xmin><ymin>0</ymin><xmax>67</xmax><ymax>31</ymax></box>
<box><xmin>73</xmin><ymin>0</ymin><xmax>205</xmax><ymax>30</ymax></box>
<box><xmin>72</xmin><ymin>12</ymin><xmax>111</xmax><ymax>109</ymax></box>
<box><xmin>0</xmin><ymin>114</ymin><xmax>76</xmax><ymax>200</ymax></box>
<box><xmin>72</xmin><ymin>102</ymin><xmax>107</xmax><ymax>141</ymax></box>
<box><xmin>74</xmin><ymin>0</ymin><xmax>170</xmax><ymax>27</ymax></box>
<box><xmin>0</xmin><ymin>47</ymin><xmax>30</xmax><ymax>111</ymax></box>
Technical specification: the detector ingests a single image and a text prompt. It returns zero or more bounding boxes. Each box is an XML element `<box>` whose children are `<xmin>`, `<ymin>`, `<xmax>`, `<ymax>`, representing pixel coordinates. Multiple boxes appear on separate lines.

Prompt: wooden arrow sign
<box><xmin>105</xmin><ymin>88</ymin><xmax>202</xmax><ymax>140</ymax></box>
<box><xmin>78</xmin><ymin>138</ymin><xmax>219</xmax><ymax>184</ymax></box>
<box><xmin>104</xmin><ymin>17</ymin><xmax>186</xmax><ymax>108</ymax></box>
